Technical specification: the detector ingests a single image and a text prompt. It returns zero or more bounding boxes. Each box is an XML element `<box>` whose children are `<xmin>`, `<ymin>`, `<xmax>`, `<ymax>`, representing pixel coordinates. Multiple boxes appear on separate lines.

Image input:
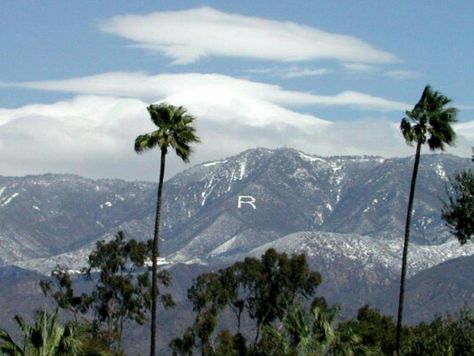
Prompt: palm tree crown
<box><xmin>400</xmin><ymin>85</ymin><xmax>457</xmax><ymax>150</ymax></box>
<box><xmin>134</xmin><ymin>103</ymin><xmax>200</xmax><ymax>160</ymax></box>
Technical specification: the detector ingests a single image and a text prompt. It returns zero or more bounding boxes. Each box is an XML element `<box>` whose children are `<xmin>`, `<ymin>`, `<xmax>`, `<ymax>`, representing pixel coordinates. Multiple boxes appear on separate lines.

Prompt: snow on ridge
<box><xmin>0</xmin><ymin>187</ymin><xmax>5</xmax><ymax>198</ymax></box>
<box><xmin>329</xmin><ymin>161</ymin><xmax>344</xmax><ymax>186</ymax></box>
<box><xmin>209</xmin><ymin>235</ymin><xmax>240</xmax><ymax>257</ymax></box>
<box><xmin>248</xmin><ymin>231</ymin><xmax>474</xmax><ymax>278</ymax></box>
<box><xmin>298</xmin><ymin>152</ymin><xmax>325</xmax><ymax>163</ymax></box>
<box><xmin>239</xmin><ymin>161</ymin><xmax>246</xmax><ymax>180</ymax></box>
<box><xmin>203</xmin><ymin>160</ymin><xmax>227</xmax><ymax>167</ymax></box>
<box><xmin>201</xmin><ymin>177</ymin><xmax>215</xmax><ymax>206</ymax></box>
<box><xmin>1</xmin><ymin>192</ymin><xmax>19</xmax><ymax>207</ymax></box>
<box><xmin>435</xmin><ymin>163</ymin><xmax>448</xmax><ymax>181</ymax></box>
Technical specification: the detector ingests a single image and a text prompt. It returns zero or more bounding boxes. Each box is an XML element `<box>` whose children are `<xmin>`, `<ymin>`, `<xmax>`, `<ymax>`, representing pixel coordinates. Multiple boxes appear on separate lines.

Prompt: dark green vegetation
<box><xmin>397</xmin><ymin>85</ymin><xmax>457</xmax><ymax>354</ymax></box>
<box><xmin>1</xmin><ymin>237</ymin><xmax>473</xmax><ymax>355</ymax></box>
<box><xmin>36</xmin><ymin>231</ymin><xmax>173</xmax><ymax>354</ymax></box>
<box><xmin>135</xmin><ymin>103</ymin><xmax>200</xmax><ymax>356</ymax></box>
<box><xmin>0</xmin><ymin>309</ymin><xmax>84</xmax><ymax>356</ymax></box>
<box><xmin>442</xmin><ymin>169</ymin><xmax>474</xmax><ymax>245</ymax></box>
<box><xmin>338</xmin><ymin>305</ymin><xmax>474</xmax><ymax>356</ymax></box>
<box><xmin>170</xmin><ymin>249</ymin><xmax>322</xmax><ymax>355</ymax></box>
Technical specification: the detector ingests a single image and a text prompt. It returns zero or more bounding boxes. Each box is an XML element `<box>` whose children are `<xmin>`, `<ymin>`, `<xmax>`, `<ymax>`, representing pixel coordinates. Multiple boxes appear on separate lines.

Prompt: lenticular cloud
<box><xmin>100</xmin><ymin>7</ymin><xmax>398</xmax><ymax>65</ymax></box>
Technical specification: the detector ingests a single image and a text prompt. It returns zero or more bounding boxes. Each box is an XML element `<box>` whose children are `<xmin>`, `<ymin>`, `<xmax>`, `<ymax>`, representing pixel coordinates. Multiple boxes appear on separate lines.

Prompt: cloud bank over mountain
<box><xmin>0</xmin><ymin>73</ymin><xmax>472</xmax><ymax>181</ymax></box>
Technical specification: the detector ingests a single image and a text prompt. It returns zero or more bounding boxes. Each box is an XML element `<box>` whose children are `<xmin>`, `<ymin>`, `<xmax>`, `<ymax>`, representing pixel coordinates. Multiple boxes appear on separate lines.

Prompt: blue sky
<box><xmin>1</xmin><ymin>1</ymin><xmax>473</xmax><ymax>180</ymax></box>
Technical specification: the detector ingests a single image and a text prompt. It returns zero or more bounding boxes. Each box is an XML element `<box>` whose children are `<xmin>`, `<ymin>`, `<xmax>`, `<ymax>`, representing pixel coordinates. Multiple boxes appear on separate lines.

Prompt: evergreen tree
<box><xmin>442</xmin><ymin>169</ymin><xmax>474</xmax><ymax>244</ymax></box>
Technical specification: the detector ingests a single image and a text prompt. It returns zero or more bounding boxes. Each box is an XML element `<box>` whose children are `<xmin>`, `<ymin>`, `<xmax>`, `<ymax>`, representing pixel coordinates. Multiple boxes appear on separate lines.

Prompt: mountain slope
<box><xmin>0</xmin><ymin>174</ymin><xmax>156</xmax><ymax>264</ymax></box>
<box><xmin>1</xmin><ymin>148</ymin><xmax>471</xmax><ymax>274</ymax></box>
<box><xmin>369</xmin><ymin>254</ymin><xmax>474</xmax><ymax>323</ymax></box>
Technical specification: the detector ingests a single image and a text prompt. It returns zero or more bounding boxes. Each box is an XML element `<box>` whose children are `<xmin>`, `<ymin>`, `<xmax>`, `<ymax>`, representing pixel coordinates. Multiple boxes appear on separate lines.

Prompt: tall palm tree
<box><xmin>395</xmin><ymin>85</ymin><xmax>457</xmax><ymax>354</ymax></box>
<box><xmin>135</xmin><ymin>103</ymin><xmax>200</xmax><ymax>356</ymax></box>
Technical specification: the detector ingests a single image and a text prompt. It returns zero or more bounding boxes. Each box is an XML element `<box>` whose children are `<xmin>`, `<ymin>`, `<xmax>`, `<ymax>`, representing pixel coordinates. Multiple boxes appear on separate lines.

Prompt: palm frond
<box><xmin>136</xmin><ymin>103</ymin><xmax>200</xmax><ymax>161</ymax></box>
<box><xmin>134</xmin><ymin>133</ymin><xmax>160</xmax><ymax>154</ymax></box>
<box><xmin>400</xmin><ymin>118</ymin><xmax>415</xmax><ymax>145</ymax></box>
<box><xmin>401</xmin><ymin>85</ymin><xmax>457</xmax><ymax>149</ymax></box>
<box><xmin>0</xmin><ymin>328</ymin><xmax>24</xmax><ymax>355</ymax></box>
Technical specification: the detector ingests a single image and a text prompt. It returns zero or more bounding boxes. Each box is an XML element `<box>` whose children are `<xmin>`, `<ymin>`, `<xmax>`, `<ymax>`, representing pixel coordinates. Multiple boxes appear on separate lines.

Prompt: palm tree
<box><xmin>0</xmin><ymin>309</ymin><xmax>83</xmax><ymax>356</ymax></box>
<box><xmin>395</xmin><ymin>85</ymin><xmax>457</xmax><ymax>354</ymax></box>
<box><xmin>261</xmin><ymin>299</ymin><xmax>369</xmax><ymax>355</ymax></box>
<box><xmin>135</xmin><ymin>103</ymin><xmax>200</xmax><ymax>356</ymax></box>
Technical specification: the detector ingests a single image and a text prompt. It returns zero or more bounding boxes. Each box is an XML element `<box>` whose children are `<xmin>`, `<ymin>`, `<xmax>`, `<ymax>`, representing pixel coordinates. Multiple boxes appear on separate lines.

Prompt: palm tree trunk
<box><xmin>150</xmin><ymin>148</ymin><xmax>166</xmax><ymax>356</ymax></box>
<box><xmin>395</xmin><ymin>141</ymin><xmax>421</xmax><ymax>355</ymax></box>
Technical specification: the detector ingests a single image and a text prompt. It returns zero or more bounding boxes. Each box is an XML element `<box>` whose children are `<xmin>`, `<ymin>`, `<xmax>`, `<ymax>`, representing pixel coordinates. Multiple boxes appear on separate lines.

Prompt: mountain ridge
<box><xmin>1</xmin><ymin>148</ymin><xmax>471</xmax><ymax>272</ymax></box>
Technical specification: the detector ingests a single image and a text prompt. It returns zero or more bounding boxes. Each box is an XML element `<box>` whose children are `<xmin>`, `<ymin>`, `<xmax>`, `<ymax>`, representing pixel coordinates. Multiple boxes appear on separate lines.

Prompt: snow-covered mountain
<box><xmin>0</xmin><ymin>173</ymin><xmax>156</xmax><ymax>265</ymax></box>
<box><xmin>0</xmin><ymin>147</ymin><xmax>472</xmax><ymax>277</ymax></box>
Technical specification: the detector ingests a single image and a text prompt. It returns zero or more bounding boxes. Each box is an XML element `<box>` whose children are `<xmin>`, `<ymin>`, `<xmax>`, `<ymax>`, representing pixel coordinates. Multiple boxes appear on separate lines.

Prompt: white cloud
<box><xmin>245</xmin><ymin>66</ymin><xmax>332</xmax><ymax>79</ymax></box>
<box><xmin>343</xmin><ymin>63</ymin><xmax>379</xmax><ymax>72</ymax></box>
<box><xmin>2</xmin><ymin>72</ymin><xmax>470</xmax><ymax>181</ymax></box>
<box><xmin>454</xmin><ymin>121</ymin><xmax>474</xmax><ymax>140</ymax></box>
<box><xmin>0</xmin><ymin>96</ymin><xmax>151</xmax><ymax>179</ymax></box>
<box><xmin>99</xmin><ymin>7</ymin><xmax>398</xmax><ymax>65</ymax></box>
<box><xmin>384</xmin><ymin>70</ymin><xmax>423</xmax><ymax>80</ymax></box>
<box><xmin>0</xmin><ymin>94</ymin><xmax>472</xmax><ymax>181</ymax></box>
<box><xmin>454</xmin><ymin>104</ymin><xmax>474</xmax><ymax>111</ymax></box>
<box><xmin>282</xmin><ymin>67</ymin><xmax>332</xmax><ymax>79</ymax></box>
<box><xmin>2</xmin><ymin>71</ymin><xmax>410</xmax><ymax>112</ymax></box>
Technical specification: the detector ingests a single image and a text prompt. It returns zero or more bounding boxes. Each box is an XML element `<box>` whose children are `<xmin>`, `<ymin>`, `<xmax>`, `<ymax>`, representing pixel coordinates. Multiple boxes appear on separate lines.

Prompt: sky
<box><xmin>1</xmin><ymin>1</ymin><xmax>473</xmax><ymax>181</ymax></box>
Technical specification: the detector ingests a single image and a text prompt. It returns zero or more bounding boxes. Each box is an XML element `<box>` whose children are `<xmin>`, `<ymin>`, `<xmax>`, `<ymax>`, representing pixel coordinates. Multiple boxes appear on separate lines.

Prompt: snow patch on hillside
<box><xmin>239</xmin><ymin>161</ymin><xmax>246</xmax><ymax>180</ymax></box>
<box><xmin>203</xmin><ymin>160</ymin><xmax>227</xmax><ymax>167</ymax></box>
<box><xmin>249</xmin><ymin>232</ymin><xmax>474</xmax><ymax>278</ymax></box>
<box><xmin>1</xmin><ymin>192</ymin><xmax>19</xmax><ymax>207</ymax></box>
<box><xmin>298</xmin><ymin>152</ymin><xmax>325</xmax><ymax>163</ymax></box>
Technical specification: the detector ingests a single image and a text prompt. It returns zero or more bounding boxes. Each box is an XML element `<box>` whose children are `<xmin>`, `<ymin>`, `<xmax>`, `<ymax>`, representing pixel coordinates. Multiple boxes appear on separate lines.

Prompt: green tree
<box><xmin>258</xmin><ymin>298</ymin><xmax>372</xmax><ymax>356</ymax></box>
<box><xmin>0</xmin><ymin>309</ymin><xmax>82</xmax><ymax>356</ymax></box>
<box><xmin>403</xmin><ymin>318</ymin><xmax>454</xmax><ymax>356</ymax></box>
<box><xmin>442</xmin><ymin>169</ymin><xmax>474</xmax><ymax>244</ymax></box>
<box><xmin>396</xmin><ymin>85</ymin><xmax>457</xmax><ymax>354</ymax></box>
<box><xmin>41</xmin><ymin>231</ymin><xmax>173</xmax><ymax>352</ymax></box>
<box><xmin>171</xmin><ymin>249</ymin><xmax>321</xmax><ymax>355</ymax></box>
<box><xmin>135</xmin><ymin>103</ymin><xmax>200</xmax><ymax>356</ymax></box>
<box><xmin>337</xmin><ymin>305</ymin><xmax>397</xmax><ymax>355</ymax></box>
<box><xmin>447</xmin><ymin>308</ymin><xmax>474</xmax><ymax>355</ymax></box>
<box><xmin>84</xmin><ymin>231</ymin><xmax>174</xmax><ymax>348</ymax></box>
<box><xmin>402</xmin><ymin>310</ymin><xmax>474</xmax><ymax>356</ymax></box>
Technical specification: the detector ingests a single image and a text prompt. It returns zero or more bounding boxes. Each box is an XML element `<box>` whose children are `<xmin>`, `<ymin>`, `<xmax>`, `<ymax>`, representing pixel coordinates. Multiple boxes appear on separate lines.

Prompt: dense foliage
<box><xmin>1</xmin><ymin>244</ymin><xmax>473</xmax><ymax>355</ymax></box>
<box><xmin>39</xmin><ymin>231</ymin><xmax>174</xmax><ymax>352</ymax></box>
<box><xmin>171</xmin><ymin>249</ymin><xmax>322</xmax><ymax>355</ymax></box>
<box><xmin>442</xmin><ymin>169</ymin><xmax>474</xmax><ymax>244</ymax></box>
